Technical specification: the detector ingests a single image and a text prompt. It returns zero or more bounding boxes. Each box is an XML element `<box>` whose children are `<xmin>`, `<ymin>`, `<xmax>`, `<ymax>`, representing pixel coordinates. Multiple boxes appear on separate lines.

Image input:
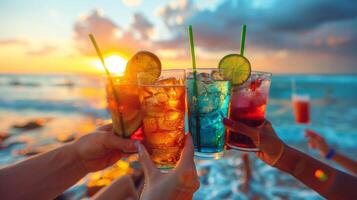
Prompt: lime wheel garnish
<box><xmin>125</xmin><ymin>51</ymin><xmax>161</xmax><ymax>84</ymax></box>
<box><xmin>218</xmin><ymin>54</ymin><xmax>251</xmax><ymax>85</ymax></box>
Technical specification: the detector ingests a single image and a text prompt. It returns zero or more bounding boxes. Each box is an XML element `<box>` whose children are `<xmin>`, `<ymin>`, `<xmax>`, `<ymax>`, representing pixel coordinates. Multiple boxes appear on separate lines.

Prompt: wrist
<box><xmin>274</xmin><ymin>145</ymin><xmax>299</xmax><ymax>173</ymax></box>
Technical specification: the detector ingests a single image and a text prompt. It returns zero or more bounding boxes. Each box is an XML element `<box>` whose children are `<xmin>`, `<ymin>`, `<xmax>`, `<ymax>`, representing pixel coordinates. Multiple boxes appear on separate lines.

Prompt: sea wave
<box><xmin>0</xmin><ymin>99</ymin><xmax>108</xmax><ymax>118</ymax></box>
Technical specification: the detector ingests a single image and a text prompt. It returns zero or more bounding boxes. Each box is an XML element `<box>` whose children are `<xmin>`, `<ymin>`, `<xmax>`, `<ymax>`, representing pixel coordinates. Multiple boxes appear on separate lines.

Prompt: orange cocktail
<box><xmin>292</xmin><ymin>94</ymin><xmax>310</xmax><ymax>124</ymax></box>
<box><xmin>106</xmin><ymin>76</ymin><xmax>142</xmax><ymax>138</ymax></box>
<box><xmin>138</xmin><ymin>70</ymin><xmax>186</xmax><ymax>170</ymax></box>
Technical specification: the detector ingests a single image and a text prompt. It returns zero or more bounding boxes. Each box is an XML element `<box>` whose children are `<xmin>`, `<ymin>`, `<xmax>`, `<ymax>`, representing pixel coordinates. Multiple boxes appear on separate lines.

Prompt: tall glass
<box><xmin>186</xmin><ymin>68</ymin><xmax>230</xmax><ymax>158</ymax></box>
<box><xmin>292</xmin><ymin>94</ymin><xmax>310</xmax><ymax>124</ymax></box>
<box><xmin>138</xmin><ymin>69</ymin><xmax>186</xmax><ymax>170</ymax></box>
<box><xmin>105</xmin><ymin>76</ymin><xmax>142</xmax><ymax>138</ymax></box>
<box><xmin>227</xmin><ymin>71</ymin><xmax>272</xmax><ymax>152</ymax></box>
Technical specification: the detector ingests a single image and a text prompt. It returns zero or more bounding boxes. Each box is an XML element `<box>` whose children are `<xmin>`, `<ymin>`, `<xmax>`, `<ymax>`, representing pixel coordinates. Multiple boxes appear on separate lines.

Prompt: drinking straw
<box><xmin>88</xmin><ymin>34</ymin><xmax>126</xmax><ymax>137</ymax></box>
<box><xmin>188</xmin><ymin>25</ymin><xmax>201</xmax><ymax>151</ymax></box>
<box><xmin>189</xmin><ymin>25</ymin><xmax>197</xmax><ymax>73</ymax></box>
<box><xmin>240</xmin><ymin>24</ymin><xmax>247</xmax><ymax>56</ymax></box>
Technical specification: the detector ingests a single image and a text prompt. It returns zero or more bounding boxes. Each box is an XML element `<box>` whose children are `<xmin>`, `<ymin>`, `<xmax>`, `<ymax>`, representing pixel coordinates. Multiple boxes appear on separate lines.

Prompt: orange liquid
<box><xmin>293</xmin><ymin>100</ymin><xmax>310</xmax><ymax>124</ymax></box>
<box><xmin>139</xmin><ymin>85</ymin><xmax>185</xmax><ymax>169</ymax></box>
<box><xmin>106</xmin><ymin>83</ymin><xmax>142</xmax><ymax>138</ymax></box>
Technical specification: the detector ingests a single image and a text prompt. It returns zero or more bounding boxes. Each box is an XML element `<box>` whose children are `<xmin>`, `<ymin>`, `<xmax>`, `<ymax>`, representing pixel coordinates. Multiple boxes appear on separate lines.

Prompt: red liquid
<box><xmin>227</xmin><ymin>78</ymin><xmax>270</xmax><ymax>151</ymax></box>
<box><xmin>228</xmin><ymin>104</ymin><xmax>266</xmax><ymax>149</ymax></box>
<box><xmin>293</xmin><ymin>100</ymin><xmax>310</xmax><ymax>124</ymax></box>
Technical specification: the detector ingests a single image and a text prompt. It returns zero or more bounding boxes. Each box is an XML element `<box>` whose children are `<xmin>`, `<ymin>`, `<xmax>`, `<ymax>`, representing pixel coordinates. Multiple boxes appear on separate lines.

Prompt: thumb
<box><xmin>103</xmin><ymin>130</ymin><xmax>138</xmax><ymax>152</ymax></box>
<box><xmin>137</xmin><ymin>143</ymin><xmax>158</xmax><ymax>180</ymax></box>
<box><xmin>178</xmin><ymin>134</ymin><xmax>195</xmax><ymax>168</ymax></box>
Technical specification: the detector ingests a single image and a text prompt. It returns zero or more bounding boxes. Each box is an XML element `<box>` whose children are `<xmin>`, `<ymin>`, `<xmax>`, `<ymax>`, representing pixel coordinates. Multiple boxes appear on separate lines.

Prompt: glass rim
<box><xmin>292</xmin><ymin>94</ymin><xmax>310</xmax><ymax>101</ymax></box>
<box><xmin>137</xmin><ymin>69</ymin><xmax>185</xmax><ymax>87</ymax></box>
<box><xmin>186</xmin><ymin>67</ymin><xmax>219</xmax><ymax>71</ymax></box>
<box><xmin>102</xmin><ymin>69</ymin><xmax>186</xmax><ymax>77</ymax></box>
<box><xmin>250</xmin><ymin>71</ymin><xmax>272</xmax><ymax>76</ymax></box>
<box><xmin>185</xmin><ymin>68</ymin><xmax>272</xmax><ymax>75</ymax></box>
<box><xmin>160</xmin><ymin>69</ymin><xmax>186</xmax><ymax>72</ymax></box>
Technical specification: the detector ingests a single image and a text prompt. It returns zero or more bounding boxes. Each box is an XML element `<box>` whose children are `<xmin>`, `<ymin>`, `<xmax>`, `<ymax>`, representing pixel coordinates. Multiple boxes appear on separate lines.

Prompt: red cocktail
<box><xmin>227</xmin><ymin>71</ymin><xmax>271</xmax><ymax>151</ymax></box>
<box><xmin>292</xmin><ymin>94</ymin><xmax>310</xmax><ymax>124</ymax></box>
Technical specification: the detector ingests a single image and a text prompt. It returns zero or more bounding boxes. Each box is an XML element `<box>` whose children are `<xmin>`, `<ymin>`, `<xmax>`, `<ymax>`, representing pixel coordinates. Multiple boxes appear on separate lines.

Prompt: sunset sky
<box><xmin>0</xmin><ymin>0</ymin><xmax>356</xmax><ymax>74</ymax></box>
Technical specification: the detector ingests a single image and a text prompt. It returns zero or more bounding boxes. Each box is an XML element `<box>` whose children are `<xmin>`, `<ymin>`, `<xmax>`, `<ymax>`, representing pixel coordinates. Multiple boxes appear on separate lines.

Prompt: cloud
<box><xmin>73</xmin><ymin>9</ymin><xmax>152</xmax><ymax>56</ymax></box>
<box><xmin>27</xmin><ymin>45</ymin><xmax>57</xmax><ymax>56</ymax></box>
<box><xmin>73</xmin><ymin>1</ymin><xmax>357</xmax><ymax>73</ymax></box>
<box><xmin>0</xmin><ymin>39</ymin><xmax>28</xmax><ymax>46</ymax></box>
<box><xmin>156</xmin><ymin>0</ymin><xmax>357</xmax><ymax>52</ymax></box>
<box><xmin>131</xmin><ymin>13</ymin><xmax>154</xmax><ymax>40</ymax></box>
<box><xmin>0</xmin><ymin>38</ymin><xmax>57</xmax><ymax>56</ymax></box>
<box><xmin>153</xmin><ymin>0</ymin><xmax>357</xmax><ymax>73</ymax></box>
<box><xmin>122</xmin><ymin>0</ymin><xmax>141</xmax><ymax>7</ymax></box>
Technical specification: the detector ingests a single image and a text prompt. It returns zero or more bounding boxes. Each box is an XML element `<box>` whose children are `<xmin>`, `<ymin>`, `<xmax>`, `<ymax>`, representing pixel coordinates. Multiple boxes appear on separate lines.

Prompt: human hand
<box><xmin>138</xmin><ymin>134</ymin><xmax>200</xmax><ymax>200</ymax></box>
<box><xmin>223</xmin><ymin>118</ymin><xmax>285</xmax><ymax>166</ymax></box>
<box><xmin>305</xmin><ymin>129</ymin><xmax>329</xmax><ymax>157</ymax></box>
<box><xmin>71</xmin><ymin>124</ymin><xmax>139</xmax><ymax>172</ymax></box>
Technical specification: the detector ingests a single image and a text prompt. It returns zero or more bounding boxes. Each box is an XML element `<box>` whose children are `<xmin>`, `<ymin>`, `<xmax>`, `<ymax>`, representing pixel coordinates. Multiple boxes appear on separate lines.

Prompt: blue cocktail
<box><xmin>186</xmin><ymin>68</ymin><xmax>230</xmax><ymax>158</ymax></box>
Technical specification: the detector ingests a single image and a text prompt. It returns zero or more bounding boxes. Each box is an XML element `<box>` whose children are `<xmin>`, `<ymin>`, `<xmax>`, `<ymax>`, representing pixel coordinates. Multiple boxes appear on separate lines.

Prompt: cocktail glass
<box><xmin>138</xmin><ymin>69</ymin><xmax>186</xmax><ymax>170</ymax></box>
<box><xmin>186</xmin><ymin>68</ymin><xmax>230</xmax><ymax>159</ymax></box>
<box><xmin>105</xmin><ymin>76</ymin><xmax>142</xmax><ymax>139</ymax></box>
<box><xmin>226</xmin><ymin>71</ymin><xmax>272</xmax><ymax>152</ymax></box>
<box><xmin>292</xmin><ymin>94</ymin><xmax>310</xmax><ymax>124</ymax></box>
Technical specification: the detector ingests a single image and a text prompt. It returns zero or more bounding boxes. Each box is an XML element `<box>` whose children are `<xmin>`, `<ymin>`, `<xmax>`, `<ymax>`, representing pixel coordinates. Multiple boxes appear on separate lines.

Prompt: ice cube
<box><xmin>251</xmin><ymin>92</ymin><xmax>267</xmax><ymax>107</ymax></box>
<box><xmin>187</xmin><ymin>72</ymin><xmax>194</xmax><ymax>79</ymax></box>
<box><xmin>249</xmin><ymin>79</ymin><xmax>262</xmax><ymax>92</ymax></box>
<box><xmin>196</xmin><ymin>80</ymin><xmax>209</xmax><ymax>96</ymax></box>
<box><xmin>197</xmin><ymin>72</ymin><xmax>214</xmax><ymax>84</ymax></box>
<box><xmin>165</xmin><ymin>87</ymin><xmax>178</xmax><ymax>99</ymax></box>
<box><xmin>157</xmin><ymin>111</ymin><xmax>184</xmax><ymax>131</ymax></box>
<box><xmin>157</xmin><ymin>78</ymin><xmax>178</xmax><ymax>85</ymax></box>
<box><xmin>145</xmin><ymin>130</ymin><xmax>183</xmax><ymax>146</ymax></box>
<box><xmin>143</xmin><ymin>117</ymin><xmax>158</xmax><ymax>133</ymax></box>
<box><xmin>154</xmin><ymin>92</ymin><xmax>169</xmax><ymax>103</ymax></box>
<box><xmin>257</xmin><ymin>79</ymin><xmax>271</xmax><ymax>94</ymax></box>
<box><xmin>143</xmin><ymin>95</ymin><xmax>158</xmax><ymax>107</ymax></box>
<box><xmin>168</xmin><ymin>99</ymin><xmax>179</xmax><ymax>108</ymax></box>
<box><xmin>211</xmin><ymin>70</ymin><xmax>224</xmax><ymax>81</ymax></box>
<box><xmin>231</xmin><ymin>89</ymin><xmax>251</xmax><ymax>108</ymax></box>
<box><xmin>145</xmin><ymin>131</ymin><xmax>173</xmax><ymax>146</ymax></box>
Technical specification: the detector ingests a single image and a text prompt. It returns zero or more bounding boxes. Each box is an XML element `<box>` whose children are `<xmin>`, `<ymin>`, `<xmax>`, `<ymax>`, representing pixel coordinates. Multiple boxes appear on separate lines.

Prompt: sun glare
<box><xmin>94</xmin><ymin>55</ymin><xmax>128</xmax><ymax>76</ymax></box>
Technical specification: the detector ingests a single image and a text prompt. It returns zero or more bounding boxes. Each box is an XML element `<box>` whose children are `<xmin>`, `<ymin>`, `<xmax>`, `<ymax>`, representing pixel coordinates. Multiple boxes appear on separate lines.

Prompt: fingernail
<box><xmin>223</xmin><ymin>118</ymin><xmax>234</xmax><ymax>126</ymax></box>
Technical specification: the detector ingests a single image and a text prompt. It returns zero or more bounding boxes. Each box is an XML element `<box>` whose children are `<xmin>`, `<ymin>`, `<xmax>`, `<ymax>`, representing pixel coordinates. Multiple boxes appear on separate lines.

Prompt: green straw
<box><xmin>88</xmin><ymin>34</ymin><xmax>126</xmax><ymax>137</ymax></box>
<box><xmin>189</xmin><ymin>25</ymin><xmax>197</xmax><ymax>73</ymax></box>
<box><xmin>188</xmin><ymin>25</ymin><xmax>201</xmax><ymax>151</ymax></box>
<box><xmin>240</xmin><ymin>24</ymin><xmax>247</xmax><ymax>56</ymax></box>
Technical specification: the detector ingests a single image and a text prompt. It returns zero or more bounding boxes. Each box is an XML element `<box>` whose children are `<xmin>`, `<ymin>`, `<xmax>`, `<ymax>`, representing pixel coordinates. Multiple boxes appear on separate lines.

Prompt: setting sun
<box><xmin>94</xmin><ymin>55</ymin><xmax>128</xmax><ymax>76</ymax></box>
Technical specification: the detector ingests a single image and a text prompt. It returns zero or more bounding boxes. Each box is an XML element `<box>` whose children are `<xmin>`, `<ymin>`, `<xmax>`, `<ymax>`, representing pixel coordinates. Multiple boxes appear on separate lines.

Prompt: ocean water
<box><xmin>0</xmin><ymin>73</ymin><xmax>356</xmax><ymax>199</ymax></box>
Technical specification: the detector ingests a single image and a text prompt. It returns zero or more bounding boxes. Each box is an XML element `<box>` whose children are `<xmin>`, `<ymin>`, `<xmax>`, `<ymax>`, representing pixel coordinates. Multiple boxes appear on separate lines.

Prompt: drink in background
<box><xmin>186</xmin><ymin>69</ymin><xmax>230</xmax><ymax>158</ymax></box>
<box><xmin>227</xmin><ymin>71</ymin><xmax>272</xmax><ymax>151</ymax></box>
<box><xmin>292</xmin><ymin>94</ymin><xmax>310</xmax><ymax>124</ymax></box>
<box><xmin>106</xmin><ymin>76</ymin><xmax>142</xmax><ymax>138</ymax></box>
<box><xmin>138</xmin><ymin>70</ymin><xmax>186</xmax><ymax>170</ymax></box>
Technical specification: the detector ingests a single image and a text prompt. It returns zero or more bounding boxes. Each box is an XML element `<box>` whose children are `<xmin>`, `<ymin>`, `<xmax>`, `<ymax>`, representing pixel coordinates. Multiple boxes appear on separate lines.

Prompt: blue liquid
<box><xmin>187</xmin><ymin>78</ymin><xmax>230</xmax><ymax>154</ymax></box>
